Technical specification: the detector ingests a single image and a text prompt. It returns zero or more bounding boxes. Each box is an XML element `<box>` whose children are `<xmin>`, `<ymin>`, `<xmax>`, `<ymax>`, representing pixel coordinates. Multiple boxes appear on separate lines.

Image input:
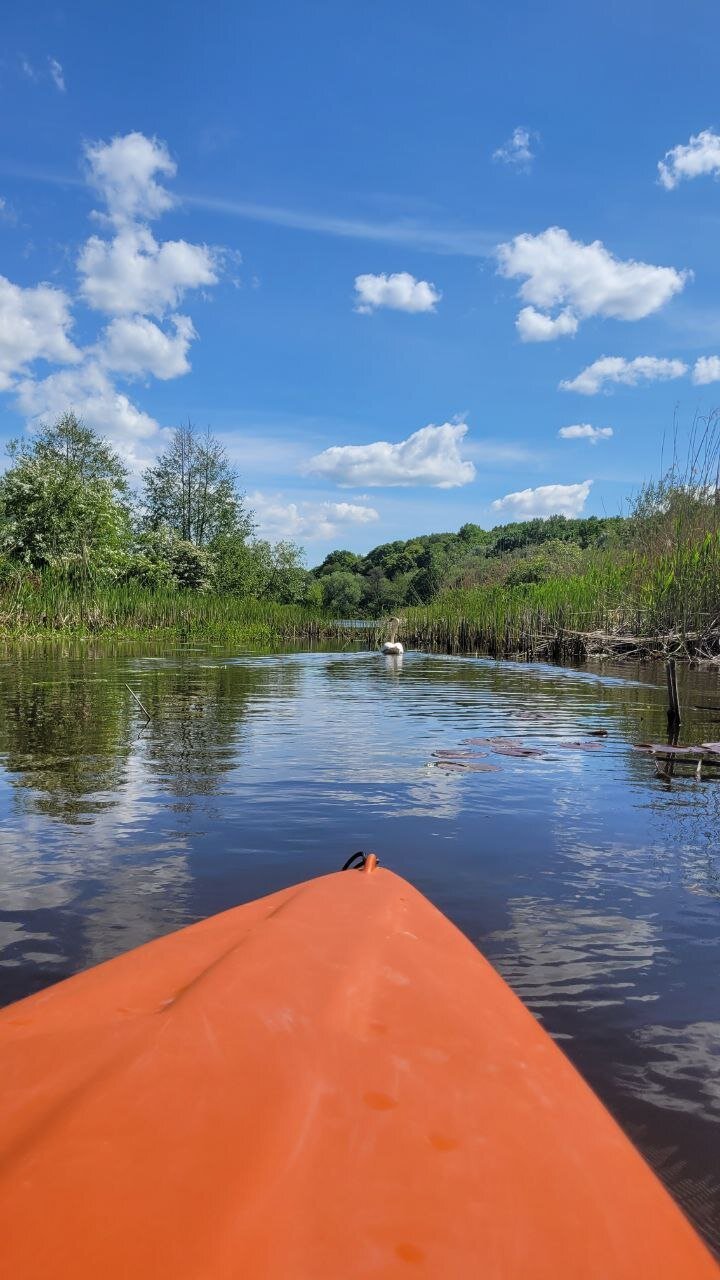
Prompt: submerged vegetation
<box><xmin>1</xmin><ymin>411</ymin><xmax>719</xmax><ymax>659</ymax></box>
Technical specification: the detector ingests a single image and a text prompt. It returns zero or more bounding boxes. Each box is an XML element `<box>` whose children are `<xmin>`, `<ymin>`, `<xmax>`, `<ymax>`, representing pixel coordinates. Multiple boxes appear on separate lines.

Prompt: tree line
<box><xmin>0</xmin><ymin>412</ymin><xmax>635</xmax><ymax>617</ymax></box>
<box><xmin>0</xmin><ymin>414</ymin><xmax>309</xmax><ymax>604</ymax></box>
<box><xmin>312</xmin><ymin>515</ymin><xmax>627</xmax><ymax>615</ymax></box>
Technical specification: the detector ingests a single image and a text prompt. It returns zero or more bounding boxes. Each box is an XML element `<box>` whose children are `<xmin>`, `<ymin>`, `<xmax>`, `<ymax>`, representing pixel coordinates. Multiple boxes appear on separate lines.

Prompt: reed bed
<box><xmin>0</xmin><ymin>576</ymin><xmax>360</xmax><ymax>646</ymax></box>
<box><xmin>396</xmin><ymin>558</ymin><xmax>720</xmax><ymax>663</ymax></box>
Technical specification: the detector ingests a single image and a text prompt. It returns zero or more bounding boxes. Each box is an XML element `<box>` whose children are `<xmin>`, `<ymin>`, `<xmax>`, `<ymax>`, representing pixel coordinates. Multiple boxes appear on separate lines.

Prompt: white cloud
<box><xmin>560</xmin><ymin>355</ymin><xmax>688</xmax><ymax>395</ymax></box>
<box><xmin>353</xmin><ymin>271</ymin><xmax>440</xmax><ymax>314</ymax></box>
<box><xmin>48</xmin><ymin>57</ymin><xmax>65</xmax><ymax>92</ymax></box>
<box><xmin>15</xmin><ymin>362</ymin><xmax>160</xmax><ymax>466</ymax></box>
<box><xmin>84</xmin><ymin>132</ymin><xmax>176</xmax><ymax>225</ymax></box>
<box><xmin>0</xmin><ymin>131</ymin><xmax>221</xmax><ymax>461</ymax></box>
<box><xmin>493</xmin><ymin>126</ymin><xmax>537</xmax><ymax>170</ymax></box>
<box><xmin>516</xmin><ymin>305</ymin><xmax>578</xmax><ymax>341</ymax></box>
<box><xmin>0</xmin><ymin>275</ymin><xmax>80</xmax><ymax>381</ymax></box>
<box><xmin>309</xmin><ymin>422</ymin><xmax>475</xmax><ymax>488</ymax></box>
<box><xmin>250</xmin><ymin>493</ymin><xmax>379</xmax><ymax>541</ymax></box>
<box><xmin>658</xmin><ymin>129</ymin><xmax>720</xmax><ymax>190</ymax></box>
<box><xmin>100</xmin><ymin>314</ymin><xmax>196</xmax><ymax>380</ymax></box>
<box><xmin>491</xmin><ymin>480</ymin><xmax>592</xmax><ymax>520</ymax></box>
<box><xmin>497</xmin><ymin>226</ymin><xmax>688</xmax><ymax>340</ymax></box>
<box><xmin>78</xmin><ymin>225</ymin><xmax>218</xmax><ymax>316</ymax></box>
<box><xmin>692</xmin><ymin>355</ymin><xmax>720</xmax><ymax>385</ymax></box>
<box><xmin>558</xmin><ymin>424</ymin><xmax>613</xmax><ymax>444</ymax></box>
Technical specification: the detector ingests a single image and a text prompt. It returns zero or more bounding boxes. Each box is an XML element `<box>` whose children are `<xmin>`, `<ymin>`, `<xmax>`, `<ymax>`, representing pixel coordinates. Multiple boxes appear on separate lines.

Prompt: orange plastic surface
<box><xmin>0</xmin><ymin>864</ymin><xmax>717</xmax><ymax>1278</ymax></box>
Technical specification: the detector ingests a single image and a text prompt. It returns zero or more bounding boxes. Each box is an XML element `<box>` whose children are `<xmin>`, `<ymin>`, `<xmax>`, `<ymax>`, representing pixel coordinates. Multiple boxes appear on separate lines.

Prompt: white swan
<box><xmin>382</xmin><ymin>616</ymin><xmax>404</xmax><ymax>655</ymax></box>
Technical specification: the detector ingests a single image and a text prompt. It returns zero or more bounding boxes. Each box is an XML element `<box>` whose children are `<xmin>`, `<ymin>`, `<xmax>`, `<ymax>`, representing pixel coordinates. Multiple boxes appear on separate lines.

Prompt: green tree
<box><xmin>125</xmin><ymin>529</ymin><xmax>215</xmax><ymax>591</ymax></box>
<box><xmin>213</xmin><ymin>536</ymin><xmax>308</xmax><ymax>603</ymax></box>
<box><xmin>141</xmin><ymin>421</ymin><xmax>253</xmax><ymax>547</ymax></box>
<box><xmin>314</xmin><ymin>549</ymin><xmax>363</xmax><ymax>577</ymax></box>
<box><xmin>0</xmin><ymin>413</ymin><xmax>129</xmax><ymax>573</ymax></box>
<box><xmin>320</xmin><ymin>570</ymin><xmax>364</xmax><ymax>615</ymax></box>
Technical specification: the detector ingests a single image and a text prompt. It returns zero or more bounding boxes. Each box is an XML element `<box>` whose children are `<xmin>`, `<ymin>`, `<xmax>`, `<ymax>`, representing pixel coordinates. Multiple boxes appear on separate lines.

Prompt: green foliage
<box><xmin>0</xmin><ymin>575</ymin><xmax>346</xmax><ymax>645</ymax></box>
<box><xmin>141</xmin><ymin>420</ymin><xmax>253</xmax><ymax>546</ymax></box>
<box><xmin>310</xmin><ymin>514</ymin><xmax>624</xmax><ymax>617</ymax></box>
<box><xmin>320</xmin><ymin>570</ymin><xmax>364</xmax><ymax>615</ymax></box>
<box><xmin>212</xmin><ymin>536</ymin><xmax>308</xmax><ymax>603</ymax></box>
<box><xmin>0</xmin><ymin>414</ymin><xmax>130</xmax><ymax>574</ymax></box>
<box><xmin>315</xmin><ymin>549</ymin><xmax>363</xmax><ymax>576</ymax></box>
<box><xmin>124</xmin><ymin>529</ymin><xmax>215</xmax><ymax>591</ymax></box>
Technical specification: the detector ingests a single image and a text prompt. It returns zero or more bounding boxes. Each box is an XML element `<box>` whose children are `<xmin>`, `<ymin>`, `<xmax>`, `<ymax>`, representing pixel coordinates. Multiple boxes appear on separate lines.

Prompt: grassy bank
<box><xmin>2</xmin><ymin>528</ymin><xmax>719</xmax><ymax>662</ymax></box>
<box><xmin>3</xmin><ymin>559</ymin><xmax>718</xmax><ymax>664</ymax></box>
<box><xmin>0</xmin><ymin>576</ymin><xmax>359</xmax><ymax>646</ymax></box>
<box><xmin>398</xmin><ymin>541</ymin><xmax>720</xmax><ymax>663</ymax></box>
<box><xmin>2</xmin><ymin>428</ymin><xmax>719</xmax><ymax>662</ymax></box>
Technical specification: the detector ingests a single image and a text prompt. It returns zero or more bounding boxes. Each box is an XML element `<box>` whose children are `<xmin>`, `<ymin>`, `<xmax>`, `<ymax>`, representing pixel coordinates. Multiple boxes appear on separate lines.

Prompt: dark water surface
<box><xmin>1</xmin><ymin>642</ymin><xmax>719</xmax><ymax>1248</ymax></box>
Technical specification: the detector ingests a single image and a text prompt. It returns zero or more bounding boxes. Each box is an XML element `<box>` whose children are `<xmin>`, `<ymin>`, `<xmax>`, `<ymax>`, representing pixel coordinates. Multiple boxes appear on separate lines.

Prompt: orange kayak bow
<box><xmin>0</xmin><ymin>856</ymin><xmax>716</xmax><ymax>1278</ymax></box>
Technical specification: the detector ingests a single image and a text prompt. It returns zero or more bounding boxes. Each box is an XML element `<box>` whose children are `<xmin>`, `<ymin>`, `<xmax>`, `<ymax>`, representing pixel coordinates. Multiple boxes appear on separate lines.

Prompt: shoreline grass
<box><xmin>0</xmin><ymin>578</ymin><xmax>364</xmax><ymax>646</ymax></box>
<box><xmin>2</xmin><ymin>519</ymin><xmax>719</xmax><ymax>666</ymax></box>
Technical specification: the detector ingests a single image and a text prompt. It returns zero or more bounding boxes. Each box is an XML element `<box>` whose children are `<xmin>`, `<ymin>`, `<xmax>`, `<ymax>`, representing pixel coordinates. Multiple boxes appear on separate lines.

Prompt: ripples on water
<box><xmin>0</xmin><ymin>642</ymin><xmax>719</xmax><ymax>1248</ymax></box>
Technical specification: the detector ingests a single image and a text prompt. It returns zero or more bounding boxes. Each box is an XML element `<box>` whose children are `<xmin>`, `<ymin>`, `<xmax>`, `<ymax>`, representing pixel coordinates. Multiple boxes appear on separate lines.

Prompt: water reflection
<box><xmin>0</xmin><ymin>642</ymin><xmax>719</xmax><ymax>1249</ymax></box>
<box><xmin>0</xmin><ymin>660</ymin><xmax>133</xmax><ymax>823</ymax></box>
<box><xmin>622</xmin><ymin>1021</ymin><xmax>720</xmax><ymax>1123</ymax></box>
<box><xmin>487</xmin><ymin>899</ymin><xmax>664</xmax><ymax>1018</ymax></box>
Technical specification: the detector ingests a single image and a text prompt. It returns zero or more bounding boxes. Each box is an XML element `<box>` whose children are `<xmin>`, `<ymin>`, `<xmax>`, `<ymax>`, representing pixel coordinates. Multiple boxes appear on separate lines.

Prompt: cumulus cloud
<box><xmin>658</xmin><ymin>129</ymin><xmax>720</xmax><ymax>190</ymax></box>
<box><xmin>558</xmin><ymin>424</ymin><xmax>613</xmax><ymax>443</ymax></box>
<box><xmin>497</xmin><ymin>226</ymin><xmax>688</xmax><ymax>340</ymax></box>
<box><xmin>78</xmin><ymin>225</ymin><xmax>218</xmax><ymax>317</ymax></box>
<box><xmin>692</xmin><ymin>355</ymin><xmax>720</xmax><ymax>385</ymax></box>
<box><xmin>99</xmin><ymin>314</ymin><xmax>196</xmax><ymax>380</ymax></box>
<box><xmin>0</xmin><ymin>275</ymin><xmax>80</xmax><ymax>382</ymax></box>
<box><xmin>84</xmin><ymin>132</ymin><xmax>176</xmax><ymax>225</ymax></box>
<box><xmin>250</xmin><ymin>493</ymin><xmax>379</xmax><ymax>541</ymax></box>
<box><xmin>491</xmin><ymin>480</ymin><xmax>592</xmax><ymax>519</ymax></box>
<box><xmin>0</xmin><ymin>131</ymin><xmax>223</xmax><ymax>464</ymax></box>
<box><xmin>15</xmin><ymin>362</ymin><xmax>160</xmax><ymax>461</ymax></box>
<box><xmin>560</xmin><ymin>355</ymin><xmax>688</xmax><ymax>395</ymax></box>
<box><xmin>516</xmin><ymin>306</ymin><xmax>578</xmax><ymax>341</ymax></box>
<box><xmin>309</xmin><ymin>422</ymin><xmax>475</xmax><ymax>488</ymax></box>
<box><xmin>353</xmin><ymin>271</ymin><xmax>440</xmax><ymax>314</ymax></box>
<box><xmin>493</xmin><ymin>126</ymin><xmax>537</xmax><ymax>170</ymax></box>
<box><xmin>48</xmin><ymin>57</ymin><xmax>65</xmax><ymax>92</ymax></box>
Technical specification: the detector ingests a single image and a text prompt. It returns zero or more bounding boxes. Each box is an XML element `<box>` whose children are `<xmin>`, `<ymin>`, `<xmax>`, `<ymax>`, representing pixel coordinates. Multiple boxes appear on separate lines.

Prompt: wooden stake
<box><xmin>665</xmin><ymin>657</ymin><xmax>681</xmax><ymax>732</ymax></box>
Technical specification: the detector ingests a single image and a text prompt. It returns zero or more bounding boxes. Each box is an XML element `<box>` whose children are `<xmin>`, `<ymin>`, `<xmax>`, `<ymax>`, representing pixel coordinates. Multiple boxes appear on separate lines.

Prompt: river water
<box><xmin>1</xmin><ymin>641</ymin><xmax>719</xmax><ymax>1249</ymax></box>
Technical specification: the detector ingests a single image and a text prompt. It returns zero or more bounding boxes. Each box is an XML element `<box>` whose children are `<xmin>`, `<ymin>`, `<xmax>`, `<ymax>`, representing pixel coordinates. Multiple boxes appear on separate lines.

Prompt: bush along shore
<box><xmin>1</xmin><ymin>411</ymin><xmax>719</xmax><ymax>662</ymax></box>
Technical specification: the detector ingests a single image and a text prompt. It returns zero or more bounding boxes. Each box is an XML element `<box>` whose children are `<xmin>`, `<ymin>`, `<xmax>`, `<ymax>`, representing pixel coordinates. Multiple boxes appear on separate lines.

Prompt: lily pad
<box><xmin>433</xmin><ymin>759</ymin><xmax>500</xmax><ymax>773</ymax></box>
<box><xmin>554</xmin><ymin>741</ymin><xmax>605</xmax><ymax>751</ymax></box>
<box><xmin>701</xmin><ymin>742</ymin><xmax>720</xmax><ymax>755</ymax></box>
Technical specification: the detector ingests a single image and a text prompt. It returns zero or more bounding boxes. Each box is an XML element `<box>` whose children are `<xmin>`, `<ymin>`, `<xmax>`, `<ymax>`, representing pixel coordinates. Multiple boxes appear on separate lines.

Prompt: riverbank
<box><xmin>2</xmin><ymin>574</ymin><xmax>720</xmax><ymax>666</ymax></box>
<box><xmin>0</xmin><ymin>580</ymin><xmax>358</xmax><ymax>646</ymax></box>
<box><xmin>399</xmin><ymin>575</ymin><xmax>720</xmax><ymax>666</ymax></box>
<box><xmin>3</xmin><ymin>556</ymin><xmax>720</xmax><ymax>666</ymax></box>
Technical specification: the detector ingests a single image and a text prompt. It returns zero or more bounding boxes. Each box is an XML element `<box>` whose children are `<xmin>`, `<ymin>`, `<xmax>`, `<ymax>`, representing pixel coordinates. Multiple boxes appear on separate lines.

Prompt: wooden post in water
<box><xmin>665</xmin><ymin>657</ymin><xmax>681</xmax><ymax>735</ymax></box>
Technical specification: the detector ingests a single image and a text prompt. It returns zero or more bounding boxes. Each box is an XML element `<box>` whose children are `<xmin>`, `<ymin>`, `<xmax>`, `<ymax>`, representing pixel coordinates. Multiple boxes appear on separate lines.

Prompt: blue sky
<box><xmin>2</xmin><ymin>0</ymin><xmax>720</xmax><ymax>562</ymax></box>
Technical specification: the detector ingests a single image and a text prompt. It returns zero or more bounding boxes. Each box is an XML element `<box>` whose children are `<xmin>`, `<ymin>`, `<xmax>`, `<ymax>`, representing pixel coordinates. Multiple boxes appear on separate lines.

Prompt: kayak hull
<box><xmin>0</xmin><ymin>863</ymin><xmax>716</xmax><ymax>1278</ymax></box>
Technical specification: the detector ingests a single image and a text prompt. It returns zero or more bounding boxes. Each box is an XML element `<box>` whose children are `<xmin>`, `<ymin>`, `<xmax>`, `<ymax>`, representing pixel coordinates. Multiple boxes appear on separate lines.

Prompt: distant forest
<box><xmin>312</xmin><ymin>515</ymin><xmax>627</xmax><ymax>615</ymax></box>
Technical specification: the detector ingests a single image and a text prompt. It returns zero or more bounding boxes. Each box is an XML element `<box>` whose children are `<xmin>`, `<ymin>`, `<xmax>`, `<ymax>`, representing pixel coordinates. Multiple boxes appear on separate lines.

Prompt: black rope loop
<box><xmin>342</xmin><ymin>850</ymin><xmax>377</xmax><ymax>871</ymax></box>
